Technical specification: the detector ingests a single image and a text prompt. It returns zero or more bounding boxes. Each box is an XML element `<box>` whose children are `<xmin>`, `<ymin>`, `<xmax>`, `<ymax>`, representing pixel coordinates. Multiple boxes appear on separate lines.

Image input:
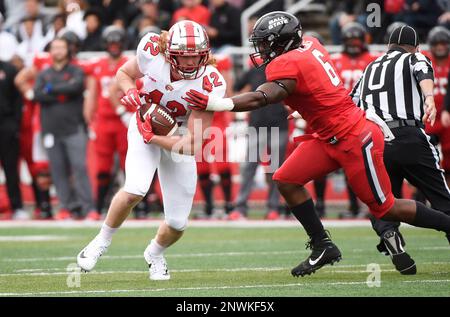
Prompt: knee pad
<box><xmin>165</xmin><ymin>217</ymin><xmax>188</xmax><ymax>231</ymax></box>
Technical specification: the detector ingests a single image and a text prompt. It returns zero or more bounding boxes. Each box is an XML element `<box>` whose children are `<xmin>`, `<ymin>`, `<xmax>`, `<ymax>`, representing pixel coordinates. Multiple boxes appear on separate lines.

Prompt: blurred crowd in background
<box><xmin>1</xmin><ymin>0</ymin><xmax>450</xmax><ymax>221</ymax></box>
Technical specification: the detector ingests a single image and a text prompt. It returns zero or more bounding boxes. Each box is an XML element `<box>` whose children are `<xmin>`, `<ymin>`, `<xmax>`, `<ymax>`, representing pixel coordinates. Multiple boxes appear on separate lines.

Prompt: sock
<box><xmin>99</xmin><ymin>223</ymin><xmax>118</xmax><ymax>241</ymax></box>
<box><xmin>40</xmin><ymin>189</ymin><xmax>51</xmax><ymax>213</ymax></box>
<box><xmin>413</xmin><ymin>202</ymin><xmax>450</xmax><ymax>232</ymax></box>
<box><xmin>219</xmin><ymin>171</ymin><xmax>232</xmax><ymax>205</ymax></box>
<box><xmin>96</xmin><ymin>173</ymin><xmax>111</xmax><ymax>213</ymax></box>
<box><xmin>199</xmin><ymin>173</ymin><xmax>213</xmax><ymax>215</ymax></box>
<box><xmin>148</xmin><ymin>239</ymin><xmax>166</xmax><ymax>257</ymax></box>
<box><xmin>347</xmin><ymin>184</ymin><xmax>360</xmax><ymax>215</ymax></box>
<box><xmin>313</xmin><ymin>178</ymin><xmax>326</xmax><ymax>201</ymax></box>
<box><xmin>290</xmin><ymin>199</ymin><xmax>327</xmax><ymax>241</ymax></box>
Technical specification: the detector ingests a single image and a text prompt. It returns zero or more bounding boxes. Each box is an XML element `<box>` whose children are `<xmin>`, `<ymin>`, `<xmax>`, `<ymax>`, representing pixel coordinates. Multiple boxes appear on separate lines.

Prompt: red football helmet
<box><xmin>166</xmin><ymin>20</ymin><xmax>210</xmax><ymax>79</ymax></box>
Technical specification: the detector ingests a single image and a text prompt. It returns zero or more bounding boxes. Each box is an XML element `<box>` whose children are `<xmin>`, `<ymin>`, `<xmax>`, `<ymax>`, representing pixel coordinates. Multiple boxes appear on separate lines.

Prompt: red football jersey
<box><xmin>330</xmin><ymin>51</ymin><xmax>377</xmax><ymax>92</ymax></box>
<box><xmin>213</xmin><ymin>54</ymin><xmax>233</xmax><ymax>127</ymax></box>
<box><xmin>91</xmin><ymin>56</ymin><xmax>128</xmax><ymax>119</ymax></box>
<box><xmin>422</xmin><ymin>51</ymin><xmax>450</xmax><ymax>114</ymax></box>
<box><xmin>33</xmin><ymin>52</ymin><xmax>93</xmax><ymax>74</ymax></box>
<box><xmin>33</xmin><ymin>53</ymin><xmax>53</xmax><ymax>71</ymax></box>
<box><xmin>265</xmin><ymin>36</ymin><xmax>364</xmax><ymax>141</ymax></box>
<box><xmin>171</xmin><ymin>5</ymin><xmax>210</xmax><ymax>26</ymax></box>
<box><xmin>422</xmin><ymin>51</ymin><xmax>450</xmax><ymax>135</ymax></box>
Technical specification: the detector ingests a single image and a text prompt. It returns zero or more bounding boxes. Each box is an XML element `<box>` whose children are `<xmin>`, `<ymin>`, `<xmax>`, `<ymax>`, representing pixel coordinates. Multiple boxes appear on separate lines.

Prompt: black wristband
<box><xmin>256</xmin><ymin>90</ymin><xmax>268</xmax><ymax>105</ymax></box>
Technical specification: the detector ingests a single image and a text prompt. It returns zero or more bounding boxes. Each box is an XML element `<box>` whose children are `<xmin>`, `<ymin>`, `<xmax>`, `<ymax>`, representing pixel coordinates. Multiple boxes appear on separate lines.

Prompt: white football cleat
<box><xmin>144</xmin><ymin>245</ymin><xmax>171</xmax><ymax>280</ymax></box>
<box><xmin>77</xmin><ymin>235</ymin><xmax>110</xmax><ymax>272</ymax></box>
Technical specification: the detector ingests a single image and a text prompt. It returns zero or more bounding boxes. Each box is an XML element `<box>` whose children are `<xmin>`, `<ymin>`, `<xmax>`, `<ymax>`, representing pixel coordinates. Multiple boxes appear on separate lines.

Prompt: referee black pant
<box><xmin>371</xmin><ymin>126</ymin><xmax>450</xmax><ymax>236</ymax></box>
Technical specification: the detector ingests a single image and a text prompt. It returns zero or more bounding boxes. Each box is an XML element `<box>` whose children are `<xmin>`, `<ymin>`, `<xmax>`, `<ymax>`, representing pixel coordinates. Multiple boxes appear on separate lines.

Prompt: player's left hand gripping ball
<box><xmin>136</xmin><ymin>111</ymin><xmax>155</xmax><ymax>144</ymax></box>
<box><xmin>183</xmin><ymin>89</ymin><xmax>209</xmax><ymax>111</ymax></box>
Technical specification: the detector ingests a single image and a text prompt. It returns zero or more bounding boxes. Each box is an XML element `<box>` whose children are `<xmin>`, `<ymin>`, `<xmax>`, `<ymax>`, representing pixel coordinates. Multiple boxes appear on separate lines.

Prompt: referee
<box><xmin>352</xmin><ymin>25</ymin><xmax>450</xmax><ymax>275</ymax></box>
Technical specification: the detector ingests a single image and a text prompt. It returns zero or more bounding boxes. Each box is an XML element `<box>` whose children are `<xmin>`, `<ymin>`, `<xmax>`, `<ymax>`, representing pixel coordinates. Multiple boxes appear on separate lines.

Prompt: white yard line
<box><xmin>0</xmin><ymin>219</ymin><xmax>381</xmax><ymax>228</ymax></box>
<box><xmin>1</xmin><ymin>279</ymin><xmax>449</xmax><ymax>296</ymax></box>
<box><xmin>2</xmin><ymin>263</ymin><xmax>447</xmax><ymax>277</ymax></box>
<box><xmin>3</xmin><ymin>247</ymin><xmax>448</xmax><ymax>263</ymax></box>
<box><xmin>0</xmin><ymin>235</ymin><xmax>69</xmax><ymax>242</ymax></box>
<box><xmin>2</xmin><ymin>250</ymin><xmax>306</xmax><ymax>262</ymax></box>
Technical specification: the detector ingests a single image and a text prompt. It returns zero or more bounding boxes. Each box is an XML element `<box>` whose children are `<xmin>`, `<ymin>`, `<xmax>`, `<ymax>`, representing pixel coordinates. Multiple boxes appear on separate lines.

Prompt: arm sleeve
<box><xmin>411</xmin><ymin>52</ymin><xmax>434</xmax><ymax>83</ymax></box>
<box><xmin>50</xmin><ymin>66</ymin><xmax>85</xmax><ymax>96</ymax></box>
<box><xmin>265</xmin><ymin>57</ymin><xmax>299</xmax><ymax>82</ymax></box>
<box><xmin>136</xmin><ymin>32</ymin><xmax>160</xmax><ymax>75</ymax></box>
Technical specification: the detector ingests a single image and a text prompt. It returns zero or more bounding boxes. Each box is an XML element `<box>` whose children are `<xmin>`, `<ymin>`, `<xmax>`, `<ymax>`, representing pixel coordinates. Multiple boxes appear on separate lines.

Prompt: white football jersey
<box><xmin>136</xmin><ymin>32</ymin><xmax>226</xmax><ymax>127</ymax></box>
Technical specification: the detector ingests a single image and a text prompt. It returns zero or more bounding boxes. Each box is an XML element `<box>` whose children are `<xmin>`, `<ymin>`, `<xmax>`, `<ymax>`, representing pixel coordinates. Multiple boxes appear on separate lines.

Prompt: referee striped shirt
<box><xmin>351</xmin><ymin>47</ymin><xmax>434</xmax><ymax>122</ymax></box>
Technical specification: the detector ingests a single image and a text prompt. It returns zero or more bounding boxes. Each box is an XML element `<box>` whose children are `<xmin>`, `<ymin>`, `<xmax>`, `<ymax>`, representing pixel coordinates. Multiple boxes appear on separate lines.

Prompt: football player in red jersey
<box><xmin>196</xmin><ymin>54</ymin><xmax>234</xmax><ymax>218</ymax></box>
<box><xmin>184</xmin><ymin>12</ymin><xmax>450</xmax><ymax>277</ymax></box>
<box><xmin>323</xmin><ymin>22</ymin><xmax>378</xmax><ymax>218</ymax></box>
<box><xmin>83</xmin><ymin>26</ymin><xmax>130</xmax><ymax>220</ymax></box>
<box><xmin>424</xmin><ymin>26</ymin><xmax>450</xmax><ymax>186</ymax></box>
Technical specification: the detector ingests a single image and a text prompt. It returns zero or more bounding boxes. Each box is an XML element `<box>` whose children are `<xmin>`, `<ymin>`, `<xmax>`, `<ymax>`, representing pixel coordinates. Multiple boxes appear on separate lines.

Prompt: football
<box><xmin>139</xmin><ymin>103</ymin><xmax>178</xmax><ymax>136</ymax></box>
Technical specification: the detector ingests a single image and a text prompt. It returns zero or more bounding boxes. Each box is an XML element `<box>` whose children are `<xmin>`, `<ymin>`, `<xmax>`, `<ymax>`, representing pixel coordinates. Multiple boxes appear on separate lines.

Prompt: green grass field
<box><xmin>0</xmin><ymin>222</ymin><xmax>449</xmax><ymax>297</ymax></box>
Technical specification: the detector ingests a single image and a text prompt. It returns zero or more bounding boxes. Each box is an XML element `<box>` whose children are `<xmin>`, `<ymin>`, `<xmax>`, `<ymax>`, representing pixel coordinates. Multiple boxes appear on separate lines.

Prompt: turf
<box><xmin>0</xmin><ymin>224</ymin><xmax>448</xmax><ymax>297</ymax></box>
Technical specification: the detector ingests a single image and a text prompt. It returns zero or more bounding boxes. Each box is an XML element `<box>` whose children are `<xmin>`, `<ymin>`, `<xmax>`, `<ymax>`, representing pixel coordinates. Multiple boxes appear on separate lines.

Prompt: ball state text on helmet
<box><xmin>268</xmin><ymin>17</ymin><xmax>289</xmax><ymax>30</ymax></box>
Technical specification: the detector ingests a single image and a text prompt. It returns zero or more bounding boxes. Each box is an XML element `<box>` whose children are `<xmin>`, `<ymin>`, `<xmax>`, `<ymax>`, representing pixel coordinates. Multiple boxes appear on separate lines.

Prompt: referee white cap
<box><xmin>388</xmin><ymin>25</ymin><xmax>419</xmax><ymax>47</ymax></box>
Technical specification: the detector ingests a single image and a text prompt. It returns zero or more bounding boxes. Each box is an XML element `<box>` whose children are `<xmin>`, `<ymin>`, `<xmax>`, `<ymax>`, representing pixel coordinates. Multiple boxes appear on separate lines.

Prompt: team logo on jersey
<box><xmin>165</xmin><ymin>84</ymin><xmax>174</xmax><ymax>91</ymax></box>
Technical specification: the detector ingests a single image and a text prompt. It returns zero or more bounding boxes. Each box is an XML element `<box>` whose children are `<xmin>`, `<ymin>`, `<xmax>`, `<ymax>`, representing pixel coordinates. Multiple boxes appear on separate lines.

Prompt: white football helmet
<box><xmin>166</xmin><ymin>20</ymin><xmax>210</xmax><ymax>79</ymax></box>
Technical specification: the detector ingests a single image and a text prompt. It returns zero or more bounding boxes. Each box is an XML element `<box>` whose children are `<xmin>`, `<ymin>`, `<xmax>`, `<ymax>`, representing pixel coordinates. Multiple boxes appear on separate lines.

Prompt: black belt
<box><xmin>386</xmin><ymin>119</ymin><xmax>424</xmax><ymax>129</ymax></box>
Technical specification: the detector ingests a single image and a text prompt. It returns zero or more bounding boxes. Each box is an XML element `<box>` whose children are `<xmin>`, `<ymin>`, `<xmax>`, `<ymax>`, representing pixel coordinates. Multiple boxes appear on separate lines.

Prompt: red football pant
<box><xmin>197</xmin><ymin>112</ymin><xmax>231</xmax><ymax>175</ymax></box>
<box><xmin>273</xmin><ymin>120</ymin><xmax>395</xmax><ymax>218</ymax></box>
<box><xmin>94</xmin><ymin>119</ymin><xmax>128</xmax><ymax>173</ymax></box>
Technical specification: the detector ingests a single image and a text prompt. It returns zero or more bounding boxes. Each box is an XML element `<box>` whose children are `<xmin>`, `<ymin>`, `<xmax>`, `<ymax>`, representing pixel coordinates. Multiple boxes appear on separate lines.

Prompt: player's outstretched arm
<box><xmin>183</xmin><ymin>79</ymin><xmax>296</xmax><ymax>112</ymax></box>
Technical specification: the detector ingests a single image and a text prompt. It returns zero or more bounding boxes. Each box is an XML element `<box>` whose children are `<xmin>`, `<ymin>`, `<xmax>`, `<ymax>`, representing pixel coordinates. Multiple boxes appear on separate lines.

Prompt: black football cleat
<box><xmin>291</xmin><ymin>235</ymin><xmax>342</xmax><ymax>277</ymax></box>
<box><xmin>382</xmin><ymin>230</ymin><xmax>416</xmax><ymax>275</ymax></box>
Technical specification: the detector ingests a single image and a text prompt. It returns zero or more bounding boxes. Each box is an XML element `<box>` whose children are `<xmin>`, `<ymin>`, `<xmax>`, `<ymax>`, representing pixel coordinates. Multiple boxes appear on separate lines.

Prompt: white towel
<box><xmin>365</xmin><ymin>108</ymin><xmax>395</xmax><ymax>142</ymax></box>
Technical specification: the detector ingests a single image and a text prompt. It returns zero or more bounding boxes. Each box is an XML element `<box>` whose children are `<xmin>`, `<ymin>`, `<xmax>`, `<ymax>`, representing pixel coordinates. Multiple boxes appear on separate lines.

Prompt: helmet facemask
<box><xmin>166</xmin><ymin>21</ymin><xmax>210</xmax><ymax>80</ymax></box>
<box><xmin>430</xmin><ymin>41</ymin><xmax>449</xmax><ymax>59</ymax></box>
<box><xmin>249</xmin><ymin>31</ymin><xmax>301</xmax><ymax>68</ymax></box>
<box><xmin>344</xmin><ymin>38</ymin><xmax>365</xmax><ymax>56</ymax></box>
<box><xmin>166</xmin><ymin>49</ymin><xmax>209</xmax><ymax>79</ymax></box>
<box><xmin>102</xmin><ymin>26</ymin><xmax>125</xmax><ymax>59</ymax></box>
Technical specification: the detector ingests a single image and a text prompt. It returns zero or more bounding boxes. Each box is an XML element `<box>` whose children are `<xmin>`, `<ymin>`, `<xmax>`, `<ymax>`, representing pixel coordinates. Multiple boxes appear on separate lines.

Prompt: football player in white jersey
<box><xmin>77</xmin><ymin>20</ymin><xmax>226</xmax><ymax>280</ymax></box>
